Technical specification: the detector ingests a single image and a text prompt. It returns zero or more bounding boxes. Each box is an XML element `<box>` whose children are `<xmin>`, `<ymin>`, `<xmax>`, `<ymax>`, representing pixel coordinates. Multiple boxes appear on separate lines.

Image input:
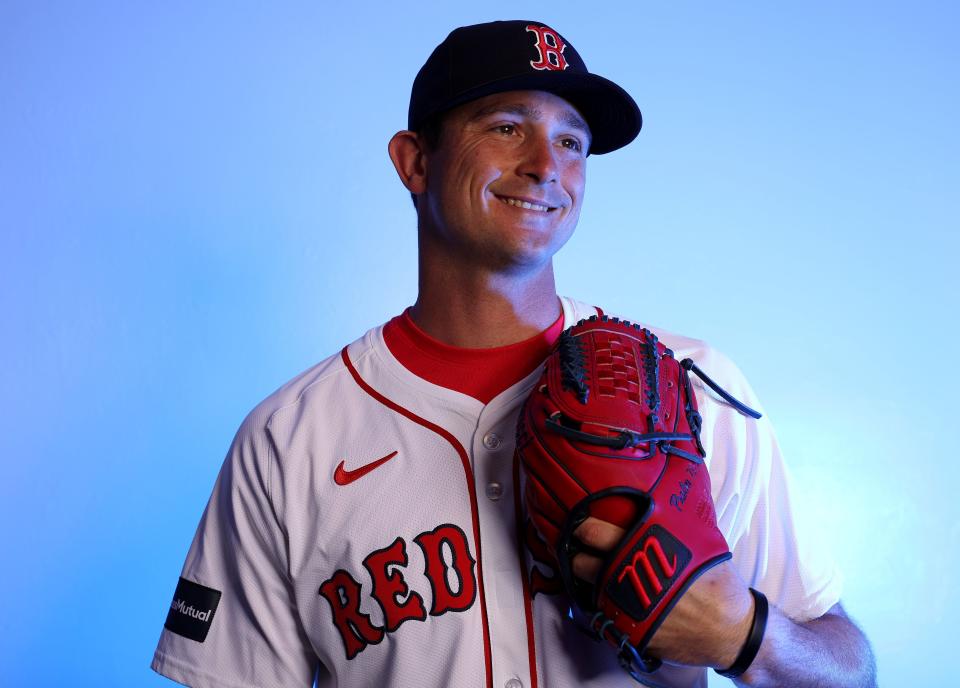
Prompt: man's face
<box><xmin>418</xmin><ymin>90</ymin><xmax>590</xmax><ymax>272</ymax></box>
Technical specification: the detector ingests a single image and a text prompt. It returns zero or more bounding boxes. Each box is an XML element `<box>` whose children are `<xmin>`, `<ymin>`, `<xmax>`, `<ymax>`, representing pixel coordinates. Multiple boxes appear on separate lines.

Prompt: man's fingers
<box><xmin>572</xmin><ymin>552</ymin><xmax>603</xmax><ymax>582</ymax></box>
<box><xmin>571</xmin><ymin>517</ymin><xmax>627</xmax><ymax>583</ymax></box>
<box><xmin>573</xmin><ymin>516</ymin><xmax>626</xmax><ymax>550</ymax></box>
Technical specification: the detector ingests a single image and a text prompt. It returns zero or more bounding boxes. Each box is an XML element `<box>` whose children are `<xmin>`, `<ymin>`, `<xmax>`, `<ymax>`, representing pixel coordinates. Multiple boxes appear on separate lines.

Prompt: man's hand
<box><xmin>573</xmin><ymin>517</ymin><xmax>754</xmax><ymax>668</ymax></box>
<box><xmin>573</xmin><ymin>517</ymin><xmax>877</xmax><ymax>687</ymax></box>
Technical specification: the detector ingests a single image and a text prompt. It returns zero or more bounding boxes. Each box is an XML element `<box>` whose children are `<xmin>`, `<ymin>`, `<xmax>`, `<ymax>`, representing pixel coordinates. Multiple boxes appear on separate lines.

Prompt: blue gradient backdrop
<box><xmin>1</xmin><ymin>2</ymin><xmax>956</xmax><ymax>686</ymax></box>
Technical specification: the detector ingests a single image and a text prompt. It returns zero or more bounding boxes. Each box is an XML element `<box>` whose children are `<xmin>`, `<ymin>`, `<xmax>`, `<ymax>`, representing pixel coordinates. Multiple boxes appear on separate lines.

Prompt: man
<box><xmin>152</xmin><ymin>20</ymin><xmax>876</xmax><ymax>688</ymax></box>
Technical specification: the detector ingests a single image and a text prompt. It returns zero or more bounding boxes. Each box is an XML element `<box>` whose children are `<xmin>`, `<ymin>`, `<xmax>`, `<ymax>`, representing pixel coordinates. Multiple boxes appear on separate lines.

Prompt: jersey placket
<box><xmin>471</xmin><ymin>389</ymin><xmax>539</xmax><ymax>688</ymax></box>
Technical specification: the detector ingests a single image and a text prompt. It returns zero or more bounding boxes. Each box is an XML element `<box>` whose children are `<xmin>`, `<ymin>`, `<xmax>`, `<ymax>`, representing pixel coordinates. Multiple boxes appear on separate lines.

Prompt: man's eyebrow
<box><xmin>467</xmin><ymin>102</ymin><xmax>591</xmax><ymax>136</ymax></box>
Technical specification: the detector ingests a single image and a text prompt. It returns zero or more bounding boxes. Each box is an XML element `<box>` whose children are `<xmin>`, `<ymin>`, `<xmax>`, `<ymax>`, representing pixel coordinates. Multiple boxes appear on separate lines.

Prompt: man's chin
<box><xmin>481</xmin><ymin>235</ymin><xmax>572</xmax><ymax>275</ymax></box>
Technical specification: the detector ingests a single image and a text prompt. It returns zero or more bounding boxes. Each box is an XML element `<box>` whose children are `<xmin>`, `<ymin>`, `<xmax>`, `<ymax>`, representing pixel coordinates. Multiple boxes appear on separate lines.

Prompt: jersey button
<box><xmin>505</xmin><ymin>679</ymin><xmax>523</xmax><ymax>688</ymax></box>
<box><xmin>485</xmin><ymin>482</ymin><xmax>503</xmax><ymax>501</ymax></box>
<box><xmin>482</xmin><ymin>432</ymin><xmax>502</xmax><ymax>450</ymax></box>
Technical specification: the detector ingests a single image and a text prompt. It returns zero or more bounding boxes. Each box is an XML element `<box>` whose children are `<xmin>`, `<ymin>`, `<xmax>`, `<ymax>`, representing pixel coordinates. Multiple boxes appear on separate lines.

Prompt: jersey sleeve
<box><xmin>151</xmin><ymin>409</ymin><xmax>318</xmax><ymax>688</ymax></box>
<box><xmin>698</xmin><ymin>351</ymin><xmax>844</xmax><ymax>623</ymax></box>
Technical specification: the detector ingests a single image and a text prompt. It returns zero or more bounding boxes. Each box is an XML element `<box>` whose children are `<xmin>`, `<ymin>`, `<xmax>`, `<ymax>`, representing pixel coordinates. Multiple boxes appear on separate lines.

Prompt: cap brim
<box><xmin>420</xmin><ymin>71</ymin><xmax>642</xmax><ymax>155</ymax></box>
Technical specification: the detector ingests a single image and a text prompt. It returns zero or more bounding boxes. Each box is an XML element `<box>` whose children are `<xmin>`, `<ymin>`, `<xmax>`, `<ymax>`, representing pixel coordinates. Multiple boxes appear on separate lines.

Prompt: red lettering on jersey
<box><xmin>616</xmin><ymin>535</ymin><xmax>678</xmax><ymax>609</ymax></box>
<box><xmin>414</xmin><ymin>524</ymin><xmax>477</xmax><ymax>616</ymax></box>
<box><xmin>362</xmin><ymin>536</ymin><xmax>428</xmax><ymax>632</ymax></box>
<box><xmin>525</xmin><ymin>25</ymin><xmax>569</xmax><ymax>71</ymax></box>
<box><xmin>318</xmin><ymin>569</ymin><xmax>384</xmax><ymax>660</ymax></box>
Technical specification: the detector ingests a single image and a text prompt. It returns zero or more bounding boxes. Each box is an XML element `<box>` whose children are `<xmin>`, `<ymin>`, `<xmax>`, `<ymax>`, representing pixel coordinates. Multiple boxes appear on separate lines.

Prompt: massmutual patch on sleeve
<box><xmin>164</xmin><ymin>577</ymin><xmax>222</xmax><ymax>642</ymax></box>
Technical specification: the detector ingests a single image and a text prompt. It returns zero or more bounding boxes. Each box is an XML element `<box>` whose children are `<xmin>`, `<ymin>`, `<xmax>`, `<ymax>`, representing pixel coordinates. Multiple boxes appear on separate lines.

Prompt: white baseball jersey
<box><xmin>152</xmin><ymin>296</ymin><xmax>842</xmax><ymax>688</ymax></box>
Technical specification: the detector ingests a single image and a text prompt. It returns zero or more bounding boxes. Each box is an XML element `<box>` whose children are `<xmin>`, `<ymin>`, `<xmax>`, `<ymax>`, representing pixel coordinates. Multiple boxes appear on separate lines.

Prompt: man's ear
<box><xmin>388</xmin><ymin>131</ymin><xmax>428</xmax><ymax>196</ymax></box>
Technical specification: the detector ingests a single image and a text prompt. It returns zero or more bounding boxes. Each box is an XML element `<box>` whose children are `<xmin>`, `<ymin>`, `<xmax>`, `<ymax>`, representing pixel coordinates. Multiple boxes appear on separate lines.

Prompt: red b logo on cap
<box><xmin>526</xmin><ymin>25</ymin><xmax>568</xmax><ymax>71</ymax></box>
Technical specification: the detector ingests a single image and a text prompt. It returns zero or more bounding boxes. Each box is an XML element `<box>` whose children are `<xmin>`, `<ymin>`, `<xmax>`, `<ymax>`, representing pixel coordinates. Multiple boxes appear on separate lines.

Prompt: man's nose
<box><xmin>518</xmin><ymin>135</ymin><xmax>559</xmax><ymax>184</ymax></box>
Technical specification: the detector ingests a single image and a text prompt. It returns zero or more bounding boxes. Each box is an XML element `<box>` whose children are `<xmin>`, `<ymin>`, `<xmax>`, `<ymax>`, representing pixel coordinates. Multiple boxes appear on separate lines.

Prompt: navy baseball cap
<box><xmin>408</xmin><ymin>20</ymin><xmax>642</xmax><ymax>155</ymax></box>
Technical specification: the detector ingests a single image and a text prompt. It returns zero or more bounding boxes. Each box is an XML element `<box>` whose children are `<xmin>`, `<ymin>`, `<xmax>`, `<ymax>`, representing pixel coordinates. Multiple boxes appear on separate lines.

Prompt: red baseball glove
<box><xmin>516</xmin><ymin>315</ymin><xmax>760</xmax><ymax>679</ymax></box>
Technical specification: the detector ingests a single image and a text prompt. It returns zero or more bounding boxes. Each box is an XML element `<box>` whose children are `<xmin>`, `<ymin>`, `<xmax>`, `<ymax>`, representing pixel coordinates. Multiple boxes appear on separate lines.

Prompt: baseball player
<box><xmin>152</xmin><ymin>20</ymin><xmax>876</xmax><ymax>688</ymax></box>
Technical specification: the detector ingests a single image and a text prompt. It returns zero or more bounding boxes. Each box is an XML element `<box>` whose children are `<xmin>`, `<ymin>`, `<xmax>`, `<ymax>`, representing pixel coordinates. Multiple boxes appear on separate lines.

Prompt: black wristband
<box><xmin>715</xmin><ymin>587</ymin><xmax>769</xmax><ymax>679</ymax></box>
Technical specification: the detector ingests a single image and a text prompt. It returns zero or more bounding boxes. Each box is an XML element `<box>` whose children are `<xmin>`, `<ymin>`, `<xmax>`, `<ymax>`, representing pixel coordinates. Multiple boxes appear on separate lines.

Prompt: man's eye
<box><xmin>561</xmin><ymin>137</ymin><xmax>583</xmax><ymax>152</ymax></box>
<box><xmin>493</xmin><ymin>124</ymin><xmax>517</xmax><ymax>135</ymax></box>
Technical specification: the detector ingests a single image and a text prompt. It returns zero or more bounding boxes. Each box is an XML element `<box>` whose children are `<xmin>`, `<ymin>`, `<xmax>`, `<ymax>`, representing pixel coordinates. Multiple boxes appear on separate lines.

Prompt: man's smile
<box><xmin>494</xmin><ymin>194</ymin><xmax>558</xmax><ymax>212</ymax></box>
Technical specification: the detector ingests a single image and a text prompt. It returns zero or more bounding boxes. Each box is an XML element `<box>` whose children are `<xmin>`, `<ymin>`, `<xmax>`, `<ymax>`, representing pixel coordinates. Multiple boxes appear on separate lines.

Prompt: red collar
<box><xmin>383</xmin><ymin>308</ymin><xmax>564</xmax><ymax>404</ymax></box>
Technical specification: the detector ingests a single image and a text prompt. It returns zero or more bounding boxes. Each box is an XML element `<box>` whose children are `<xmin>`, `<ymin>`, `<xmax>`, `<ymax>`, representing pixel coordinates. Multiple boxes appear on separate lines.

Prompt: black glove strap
<box><xmin>715</xmin><ymin>588</ymin><xmax>769</xmax><ymax>679</ymax></box>
<box><xmin>681</xmin><ymin>358</ymin><xmax>762</xmax><ymax>420</ymax></box>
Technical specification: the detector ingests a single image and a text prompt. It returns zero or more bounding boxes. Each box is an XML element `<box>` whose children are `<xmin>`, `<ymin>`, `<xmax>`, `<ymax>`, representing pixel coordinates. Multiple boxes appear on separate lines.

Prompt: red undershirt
<box><xmin>383</xmin><ymin>307</ymin><xmax>566</xmax><ymax>404</ymax></box>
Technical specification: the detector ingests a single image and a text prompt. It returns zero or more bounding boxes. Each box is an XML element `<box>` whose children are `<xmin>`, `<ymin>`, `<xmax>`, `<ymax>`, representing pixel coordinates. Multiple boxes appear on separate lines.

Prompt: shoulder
<box><xmin>630</xmin><ymin>320</ymin><xmax>766</xmax><ymax>459</ymax></box>
<box><xmin>233</xmin><ymin>324</ymin><xmax>385</xmax><ymax>449</ymax></box>
<box><xmin>646</xmin><ymin>324</ymin><xmax>762</xmax><ymax>418</ymax></box>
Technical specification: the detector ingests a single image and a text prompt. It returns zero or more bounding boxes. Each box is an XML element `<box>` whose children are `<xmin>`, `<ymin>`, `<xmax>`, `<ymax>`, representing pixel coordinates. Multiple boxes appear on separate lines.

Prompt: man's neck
<box><xmin>411</xmin><ymin>260</ymin><xmax>562</xmax><ymax>349</ymax></box>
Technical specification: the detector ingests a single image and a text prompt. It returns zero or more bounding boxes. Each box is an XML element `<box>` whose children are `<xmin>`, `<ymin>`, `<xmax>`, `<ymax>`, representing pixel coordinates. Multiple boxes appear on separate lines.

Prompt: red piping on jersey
<box><xmin>513</xmin><ymin>447</ymin><xmax>540</xmax><ymax>688</ymax></box>
<box><xmin>340</xmin><ymin>347</ymin><xmax>494</xmax><ymax>688</ymax></box>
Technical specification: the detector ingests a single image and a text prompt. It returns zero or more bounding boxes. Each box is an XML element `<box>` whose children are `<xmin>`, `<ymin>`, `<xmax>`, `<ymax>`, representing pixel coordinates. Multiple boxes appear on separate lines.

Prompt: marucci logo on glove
<box><xmin>607</xmin><ymin>525</ymin><xmax>692</xmax><ymax>620</ymax></box>
<box><xmin>164</xmin><ymin>577</ymin><xmax>222</xmax><ymax>642</ymax></box>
